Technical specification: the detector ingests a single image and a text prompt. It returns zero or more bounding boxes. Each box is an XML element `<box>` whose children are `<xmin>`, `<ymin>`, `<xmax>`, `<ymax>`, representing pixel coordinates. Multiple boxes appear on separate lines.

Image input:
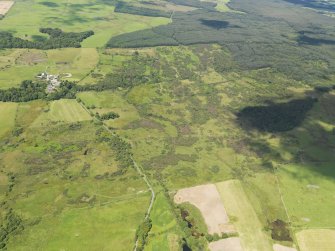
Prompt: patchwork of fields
<box><xmin>0</xmin><ymin>0</ymin><xmax>335</xmax><ymax>250</ymax></box>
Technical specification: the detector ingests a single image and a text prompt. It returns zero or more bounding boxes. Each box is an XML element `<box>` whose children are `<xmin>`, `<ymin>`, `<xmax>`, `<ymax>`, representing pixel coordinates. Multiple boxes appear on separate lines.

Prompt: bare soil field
<box><xmin>0</xmin><ymin>1</ymin><xmax>14</xmax><ymax>15</ymax></box>
<box><xmin>273</xmin><ymin>244</ymin><xmax>297</xmax><ymax>251</ymax></box>
<box><xmin>174</xmin><ymin>184</ymin><xmax>229</xmax><ymax>234</ymax></box>
<box><xmin>209</xmin><ymin>237</ymin><xmax>243</xmax><ymax>251</ymax></box>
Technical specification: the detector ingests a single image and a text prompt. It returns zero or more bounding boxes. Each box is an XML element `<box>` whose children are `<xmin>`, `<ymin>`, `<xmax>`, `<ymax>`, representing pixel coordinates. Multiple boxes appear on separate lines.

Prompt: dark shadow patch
<box><xmin>200</xmin><ymin>19</ymin><xmax>229</xmax><ymax>29</ymax></box>
<box><xmin>283</xmin><ymin>0</ymin><xmax>335</xmax><ymax>11</ymax></box>
<box><xmin>237</xmin><ymin>98</ymin><xmax>316</xmax><ymax>132</ymax></box>
<box><xmin>31</xmin><ymin>35</ymin><xmax>47</xmax><ymax>42</ymax></box>
<box><xmin>298</xmin><ymin>34</ymin><xmax>335</xmax><ymax>45</ymax></box>
<box><xmin>269</xmin><ymin>219</ymin><xmax>293</xmax><ymax>241</ymax></box>
<box><xmin>39</xmin><ymin>1</ymin><xmax>59</xmax><ymax>7</ymax></box>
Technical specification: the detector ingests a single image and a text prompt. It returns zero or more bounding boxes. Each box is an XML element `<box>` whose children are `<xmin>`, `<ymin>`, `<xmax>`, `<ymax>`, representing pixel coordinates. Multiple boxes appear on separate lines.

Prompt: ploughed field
<box><xmin>0</xmin><ymin>0</ymin><xmax>335</xmax><ymax>250</ymax></box>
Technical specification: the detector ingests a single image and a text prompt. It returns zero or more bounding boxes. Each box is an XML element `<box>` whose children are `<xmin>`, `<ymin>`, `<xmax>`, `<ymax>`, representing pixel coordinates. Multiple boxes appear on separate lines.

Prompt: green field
<box><xmin>0</xmin><ymin>48</ymin><xmax>99</xmax><ymax>89</ymax></box>
<box><xmin>0</xmin><ymin>101</ymin><xmax>151</xmax><ymax>250</ymax></box>
<box><xmin>296</xmin><ymin>229</ymin><xmax>335</xmax><ymax>251</ymax></box>
<box><xmin>77</xmin><ymin>91</ymin><xmax>140</xmax><ymax>129</ymax></box>
<box><xmin>216</xmin><ymin>180</ymin><xmax>274</xmax><ymax>251</ymax></box>
<box><xmin>145</xmin><ymin>191</ymin><xmax>180</xmax><ymax>251</ymax></box>
<box><xmin>32</xmin><ymin>99</ymin><xmax>91</xmax><ymax>126</ymax></box>
<box><xmin>0</xmin><ymin>102</ymin><xmax>17</xmax><ymax>138</ymax></box>
<box><xmin>0</xmin><ymin>0</ymin><xmax>170</xmax><ymax>48</ymax></box>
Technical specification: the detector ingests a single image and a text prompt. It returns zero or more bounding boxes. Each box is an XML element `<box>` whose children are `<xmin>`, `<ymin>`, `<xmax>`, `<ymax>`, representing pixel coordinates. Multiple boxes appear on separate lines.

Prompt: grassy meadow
<box><xmin>32</xmin><ymin>99</ymin><xmax>92</xmax><ymax>126</ymax></box>
<box><xmin>0</xmin><ymin>102</ymin><xmax>17</xmax><ymax>138</ymax></box>
<box><xmin>0</xmin><ymin>0</ymin><xmax>170</xmax><ymax>48</ymax></box>
<box><xmin>0</xmin><ymin>99</ymin><xmax>151</xmax><ymax>250</ymax></box>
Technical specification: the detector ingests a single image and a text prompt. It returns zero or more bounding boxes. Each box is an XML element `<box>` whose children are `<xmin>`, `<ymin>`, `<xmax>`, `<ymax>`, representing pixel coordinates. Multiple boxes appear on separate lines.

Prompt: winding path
<box><xmin>132</xmin><ymin>159</ymin><xmax>155</xmax><ymax>251</ymax></box>
<box><xmin>77</xmin><ymin>100</ymin><xmax>156</xmax><ymax>251</ymax></box>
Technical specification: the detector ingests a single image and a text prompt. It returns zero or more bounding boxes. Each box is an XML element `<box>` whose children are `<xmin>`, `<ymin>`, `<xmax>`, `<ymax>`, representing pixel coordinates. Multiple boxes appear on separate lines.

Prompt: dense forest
<box><xmin>0</xmin><ymin>81</ymin><xmax>47</xmax><ymax>102</ymax></box>
<box><xmin>108</xmin><ymin>0</ymin><xmax>335</xmax><ymax>83</ymax></box>
<box><xmin>0</xmin><ymin>28</ymin><xmax>94</xmax><ymax>49</ymax></box>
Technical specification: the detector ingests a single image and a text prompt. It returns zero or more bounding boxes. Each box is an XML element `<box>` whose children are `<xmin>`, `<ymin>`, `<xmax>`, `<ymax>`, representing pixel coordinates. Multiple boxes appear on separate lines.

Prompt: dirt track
<box><xmin>174</xmin><ymin>184</ymin><xmax>229</xmax><ymax>234</ymax></box>
<box><xmin>0</xmin><ymin>1</ymin><xmax>14</xmax><ymax>15</ymax></box>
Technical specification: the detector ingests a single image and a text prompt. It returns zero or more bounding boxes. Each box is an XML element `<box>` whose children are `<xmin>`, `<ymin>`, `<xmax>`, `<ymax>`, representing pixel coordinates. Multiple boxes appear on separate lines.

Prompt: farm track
<box><xmin>78</xmin><ymin>101</ymin><xmax>156</xmax><ymax>251</ymax></box>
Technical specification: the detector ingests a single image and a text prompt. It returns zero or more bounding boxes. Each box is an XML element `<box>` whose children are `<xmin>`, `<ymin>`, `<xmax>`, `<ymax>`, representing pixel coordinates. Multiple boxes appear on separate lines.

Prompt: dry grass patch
<box><xmin>273</xmin><ymin>244</ymin><xmax>297</xmax><ymax>251</ymax></box>
<box><xmin>209</xmin><ymin>237</ymin><xmax>243</xmax><ymax>251</ymax></box>
<box><xmin>174</xmin><ymin>184</ymin><xmax>229</xmax><ymax>234</ymax></box>
<box><xmin>0</xmin><ymin>1</ymin><xmax>14</xmax><ymax>15</ymax></box>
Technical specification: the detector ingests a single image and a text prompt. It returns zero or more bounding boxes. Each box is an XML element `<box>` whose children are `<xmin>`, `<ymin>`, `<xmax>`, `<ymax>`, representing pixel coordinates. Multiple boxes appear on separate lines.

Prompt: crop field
<box><xmin>0</xmin><ymin>0</ymin><xmax>170</xmax><ymax>48</ymax></box>
<box><xmin>209</xmin><ymin>237</ymin><xmax>243</xmax><ymax>251</ymax></box>
<box><xmin>32</xmin><ymin>99</ymin><xmax>91</xmax><ymax>126</ymax></box>
<box><xmin>296</xmin><ymin>229</ymin><xmax>335</xmax><ymax>251</ymax></box>
<box><xmin>0</xmin><ymin>1</ymin><xmax>13</xmax><ymax>15</ymax></box>
<box><xmin>174</xmin><ymin>184</ymin><xmax>229</xmax><ymax>234</ymax></box>
<box><xmin>0</xmin><ymin>102</ymin><xmax>17</xmax><ymax>138</ymax></box>
<box><xmin>216</xmin><ymin>180</ymin><xmax>273</xmax><ymax>251</ymax></box>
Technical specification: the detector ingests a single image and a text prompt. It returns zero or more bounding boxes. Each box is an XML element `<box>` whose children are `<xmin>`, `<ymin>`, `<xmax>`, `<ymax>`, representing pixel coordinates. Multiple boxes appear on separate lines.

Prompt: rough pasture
<box><xmin>0</xmin><ymin>101</ymin><xmax>17</xmax><ymax>138</ymax></box>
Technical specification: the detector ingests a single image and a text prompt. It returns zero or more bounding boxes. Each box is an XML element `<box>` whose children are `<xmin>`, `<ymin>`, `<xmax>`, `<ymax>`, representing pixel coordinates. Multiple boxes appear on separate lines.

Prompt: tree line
<box><xmin>0</xmin><ymin>80</ymin><xmax>77</xmax><ymax>102</ymax></box>
<box><xmin>0</xmin><ymin>28</ymin><xmax>94</xmax><ymax>49</ymax></box>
